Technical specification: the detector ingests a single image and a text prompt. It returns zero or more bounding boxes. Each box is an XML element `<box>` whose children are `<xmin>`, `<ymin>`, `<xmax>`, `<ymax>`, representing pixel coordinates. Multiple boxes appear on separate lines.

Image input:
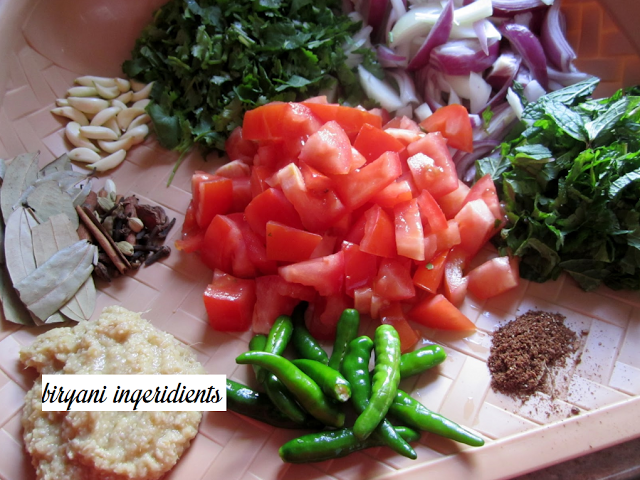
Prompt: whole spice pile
<box><xmin>76</xmin><ymin>179</ymin><xmax>175</xmax><ymax>282</ymax></box>
<box><xmin>487</xmin><ymin>310</ymin><xmax>578</xmax><ymax>398</ymax></box>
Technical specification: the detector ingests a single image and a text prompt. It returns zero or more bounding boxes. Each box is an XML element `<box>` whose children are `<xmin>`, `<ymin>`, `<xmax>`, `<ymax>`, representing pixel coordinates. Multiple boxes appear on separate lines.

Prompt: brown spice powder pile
<box><xmin>488</xmin><ymin>310</ymin><xmax>578</xmax><ymax>398</ymax></box>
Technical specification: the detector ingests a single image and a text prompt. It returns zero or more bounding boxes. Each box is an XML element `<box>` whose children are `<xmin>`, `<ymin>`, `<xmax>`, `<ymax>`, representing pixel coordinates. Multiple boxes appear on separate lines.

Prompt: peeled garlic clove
<box><xmin>79</xmin><ymin>125</ymin><xmax>119</xmax><ymax>141</ymax></box>
<box><xmin>121</xmin><ymin>124</ymin><xmax>149</xmax><ymax>145</ymax></box>
<box><xmin>90</xmin><ymin>106</ymin><xmax>121</xmax><ymax>127</ymax></box>
<box><xmin>89</xmin><ymin>149</ymin><xmax>127</xmax><ymax>172</ymax></box>
<box><xmin>127</xmin><ymin>113</ymin><xmax>151</xmax><ymax>131</ymax></box>
<box><xmin>131</xmin><ymin>82</ymin><xmax>153</xmax><ymax>102</ymax></box>
<box><xmin>114</xmin><ymin>90</ymin><xmax>133</xmax><ymax>104</ymax></box>
<box><xmin>117</xmin><ymin>107</ymin><xmax>146</xmax><ymax>131</ymax></box>
<box><xmin>111</xmin><ymin>99</ymin><xmax>128</xmax><ymax>110</ymax></box>
<box><xmin>68</xmin><ymin>147</ymin><xmax>101</xmax><ymax>163</ymax></box>
<box><xmin>67</xmin><ymin>86</ymin><xmax>98</xmax><ymax>97</ymax></box>
<box><xmin>94</xmin><ymin>82</ymin><xmax>120</xmax><ymax>100</ymax></box>
<box><xmin>65</xmin><ymin>122</ymin><xmax>99</xmax><ymax>152</ymax></box>
<box><xmin>103</xmin><ymin>117</ymin><xmax>121</xmax><ymax>138</ymax></box>
<box><xmin>115</xmin><ymin>78</ymin><xmax>131</xmax><ymax>92</ymax></box>
<box><xmin>75</xmin><ymin>75</ymin><xmax>117</xmax><ymax>88</ymax></box>
<box><xmin>104</xmin><ymin>178</ymin><xmax>117</xmax><ymax>197</ymax></box>
<box><xmin>56</xmin><ymin>98</ymin><xmax>69</xmax><ymax>107</ymax></box>
<box><xmin>130</xmin><ymin>79</ymin><xmax>147</xmax><ymax>92</ymax></box>
<box><xmin>132</xmin><ymin>99</ymin><xmax>150</xmax><ymax>110</ymax></box>
<box><xmin>98</xmin><ymin>136</ymin><xmax>135</xmax><ymax>153</ymax></box>
<box><xmin>67</xmin><ymin>97</ymin><xmax>110</xmax><ymax>115</ymax></box>
<box><xmin>51</xmin><ymin>106</ymin><xmax>90</xmax><ymax>126</ymax></box>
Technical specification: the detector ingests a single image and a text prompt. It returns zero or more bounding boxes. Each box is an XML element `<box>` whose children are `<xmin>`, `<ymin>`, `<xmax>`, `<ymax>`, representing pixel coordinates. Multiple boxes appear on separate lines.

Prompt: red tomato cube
<box><xmin>467</xmin><ymin>256</ymin><xmax>520</xmax><ymax>299</ymax></box>
<box><xmin>203</xmin><ymin>270</ymin><xmax>256</xmax><ymax>332</ymax></box>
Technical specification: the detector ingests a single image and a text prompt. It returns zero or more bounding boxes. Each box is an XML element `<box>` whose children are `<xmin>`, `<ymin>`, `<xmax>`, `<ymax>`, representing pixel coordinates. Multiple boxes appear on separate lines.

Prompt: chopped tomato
<box><xmin>204</xmin><ymin>270</ymin><xmax>256</xmax><ymax>331</ymax></box>
<box><xmin>408</xmin><ymin>294</ymin><xmax>476</xmax><ymax>331</ymax></box>
<box><xmin>301</xmin><ymin>102</ymin><xmax>383</xmax><ymax>135</ymax></box>
<box><xmin>443</xmin><ymin>247</ymin><xmax>470</xmax><ymax>306</ymax></box>
<box><xmin>383</xmin><ymin>115</ymin><xmax>421</xmax><ymax>131</ymax></box>
<box><xmin>467</xmin><ymin>256</ymin><xmax>520</xmax><ymax>299</ymax></box>
<box><xmin>242</xmin><ymin>102</ymin><xmax>321</xmax><ymax>141</ymax></box>
<box><xmin>265</xmin><ymin>221</ymin><xmax>323</xmax><ymax>263</ymax></box>
<box><xmin>353</xmin><ymin>286</ymin><xmax>373</xmax><ymax>314</ymax></box>
<box><xmin>394</xmin><ymin>199</ymin><xmax>425</xmax><ymax>261</ymax></box>
<box><xmin>175</xmin><ymin>200</ymin><xmax>204</xmax><ymax>253</ymax></box>
<box><xmin>454</xmin><ymin>199</ymin><xmax>497</xmax><ymax>259</ymax></box>
<box><xmin>299</xmin><ymin>162</ymin><xmax>334</xmax><ymax>193</ymax></box>
<box><xmin>299</xmin><ymin>121</ymin><xmax>354</xmax><ymax>175</ymax></box>
<box><xmin>438</xmin><ymin>179</ymin><xmax>471</xmax><ymax>219</ymax></box>
<box><xmin>342</xmin><ymin>242</ymin><xmax>378</xmax><ymax>297</ymax></box>
<box><xmin>333</xmin><ymin>151</ymin><xmax>402</xmax><ymax>210</ymax></box>
<box><xmin>373</xmin><ymin>257</ymin><xmax>416</xmax><ymax>301</ymax></box>
<box><xmin>200</xmin><ymin>214</ymin><xmax>256</xmax><ymax>278</ymax></box>
<box><xmin>416</xmin><ymin>189</ymin><xmax>448</xmax><ymax>233</ymax></box>
<box><xmin>406</xmin><ymin>132</ymin><xmax>458</xmax><ymax>198</ymax></box>
<box><xmin>252</xmin><ymin>275</ymin><xmax>316</xmax><ymax>334</ymax></box>
<box><xmin>462</xmin><ymin>173</ymin><xmax>507</xmax><ymax>235</ymax></box>
<box><xmin>427</xmin><ymin>219</ymin><xmax>461</xmax><ymax>253</ymax></box>
<box><xmin>317</xmin><ymin>293</ymin><xmax>352</xmax><ymax>328</ymax></box>
<box><xmin>216</xmin><ymin>159</ymin><xmax>251</xmax><ymax>178</ymax></box>
<box><xmin>379</xmin><ymin>302</ymin><xmax>420</xmax><ymax>352</ymax></box>
<box><xmin>353</xmin><ymin>123</ymin><xmax>406</xmax><ymax>163</ymax></box>
<box><xmin>229</xmin><ymin>177</ymin><xmax>253</xmax><ymax>213</ymax></box>
<box><xmin>249</xmin><ymin>165</ymin><xmax>274</xmax><ymax>197</ymax></box>
<box><xmin>225</xmin><ymin>126</ymin><xmax>257</xmax><ymax>164</ymax></box>
<box><xmin>360</xmin><ymin>204</ymin><xmax>396</xmax><ymax>258</ymax></box>
<box><xmin>304</xmin><ymin>297</ymin><xmax>338</xmax><ymax>341</ymax></box>
<box><xmin>191</xmin><ymin>172</ymin><xmax>233</xmax><ymax>229</ymax></box>
<box><xmin>413</xmin><ymin>250</ymin><xmax>448</xmax><ymax>294</ymax></box>
<box><xmin>275</xmin><ymin>163</ymin><xmax>347</xmax><ymax>233</ymax></box>
<box><xmin>278</xmin><ymin>250</ymin><xmax>345</xmax><ymax>296</ymax></box>
<box><xmin>244</xmin><ymin>187</ymin><xmax>304</xmax><ymax>240</ymax></box>
<box><xmin>371</xmin><ymin>180</ymin><xmax>413</xmax><ymax>209</ymax></box>
<box><xmin>420</xmin><ymin>104</ymin><xmax>474</xmax><ymax>153</ymax></box>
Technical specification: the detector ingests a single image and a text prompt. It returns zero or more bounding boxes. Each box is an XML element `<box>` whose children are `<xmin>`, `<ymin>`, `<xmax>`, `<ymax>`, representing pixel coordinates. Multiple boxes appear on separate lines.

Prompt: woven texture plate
<box><xmin>0</xmin><ymin>0</ymin><xmax>639</xmax><ymax>479</ymax></box>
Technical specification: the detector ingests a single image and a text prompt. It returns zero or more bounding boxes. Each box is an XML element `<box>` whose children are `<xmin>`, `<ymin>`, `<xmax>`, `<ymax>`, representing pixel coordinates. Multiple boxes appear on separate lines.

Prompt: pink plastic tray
<box><xmin>1</xmin><ymin>0</ymin><xmax>639</xmax><ymax>479</ymax></box>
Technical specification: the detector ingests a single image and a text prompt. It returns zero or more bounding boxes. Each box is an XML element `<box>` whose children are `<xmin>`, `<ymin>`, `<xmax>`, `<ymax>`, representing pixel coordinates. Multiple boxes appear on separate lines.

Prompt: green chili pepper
<box><xmin>342</xmin><ymin>336</ymin><xmax>417</xmax><ymax>460</ymax></box>
<box><xmin>226</xmin><ymin>379</ymin><xmax>322</xmax><ymax>429</ymax></box>
<box><xmin>236</xmin><ymin>351</ymin><xmax>345</xmax><ymax>428</ymax></box>
<box><xmin>278</xmin><ymin>425</ymin><xmax>420</xmax><ymax>464</ymax></box>
<box><xmin>249</xmin><ymin>333</ymin><xmax>308</xmax><ymax>425</ymax></box>
<box><xmin>265</xmin><ymin>315</ymin><xmax>293</xmax><ymax>357</ymax></box>
<box><xmin>328</xmin><ymin>309</ymin><xmax>360</xmax><ymax>371</ymax></box>
<box><xmin>399</xmin><ymin>344</ymin><xmax>447</xmax><ymax>378</ymax></box>
<box><xmin>292</xmin><ymin>359</ymin><xmax>351</xmax><ymax>402</ymax></box>
<box><xmin>389</xmin><ymin>389</ymin><xmax>485</xmax><ymax>447</ymax></box>
<box><xmin>291</xmin><ymin>306</ymin><xmax>329</xmax><ymax>365</ymax></box>
<box><xmin>353</xmin><ymin>324</ymin><xmax>401</xmax><ymax>441</ymax></box>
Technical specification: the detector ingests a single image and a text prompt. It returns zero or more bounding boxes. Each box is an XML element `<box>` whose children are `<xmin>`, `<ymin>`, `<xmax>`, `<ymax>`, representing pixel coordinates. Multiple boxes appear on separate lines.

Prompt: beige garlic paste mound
<box><xmin>20</xmin><ymin>305</ymin><xmax>206</xmax><ymax>480</ymax></box>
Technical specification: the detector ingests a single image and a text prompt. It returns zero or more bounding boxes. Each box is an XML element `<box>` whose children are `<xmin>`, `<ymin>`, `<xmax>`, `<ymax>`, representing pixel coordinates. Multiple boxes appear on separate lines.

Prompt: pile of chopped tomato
<box><xmin>176</xmin><ymin>99</ymin><xmax>519</xmax><ymax>352</ymax></box>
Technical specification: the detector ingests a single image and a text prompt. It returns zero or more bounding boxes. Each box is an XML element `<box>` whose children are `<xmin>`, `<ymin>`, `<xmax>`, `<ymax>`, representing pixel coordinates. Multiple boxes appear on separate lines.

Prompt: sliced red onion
<box><xmin>541</xmin><ymin>1</ymin><xmax>577</xmax><ymax>72</ymax></box>
<box><xmin>486</xmin><ymin>50</ymin><xmax>522</xmax><ymax>89</ymax></box>
<box><xmin>523</xmin><ymin>79</ymin><xmax>546</xmax><ymax>102</ymax></box>
<box><xmin>430</xmin><ymin>38</ymin><xmax>500</xmax><ymax>76</ymax></box>
<box><xmin>492</xmin><ymin>0</ymin><xmax>552</xmax><ymax>17</ymax></box>
<box><xmin>499</xmin><ymin>22</ymin><xmax>548</xmax><ymax>89</ymax></box>
<box><xmin>366</xmin><ymin>0</ymin><xmax>390</xmax><ymax>34</ymax></box>
<box><xmin>414</xmin><ymin>102</ymin><xmax>433</xmax><ymax>122</ymax></box>
<box><xmin>506</xmin><ymin>87</ymin><xmax>524</xmax><ymax>120</ymax></box>
<box><xmin>358</xmin><ymin>65</ymin><xmax>404</xmax><ymax>112</ymax></box>
<box><xmin>377</xmin><ymin>45</ymin><xmax>408</xmax><ymax>68</ymax></box>
<box><xmin>547</xmin><ymin>66</ymin><xmax>593</xmax><ymax>87</ymax></box>
<box><xmin>453</xmin><ymin>139</ymin><xmax>500</xmax><ymax>179</ymax></box>
<box><xmin>407</xmin><ymin>0</ymin><xmax>455</xmax><ymax>71</ymax></box>
<box><xmin>444</xmin><ymin>72</ymin><xmax>491</xmax><ymax>113</ymax></box>
<box><xmin>389</xmin><ymin>0</ymin><xmax>406</xmax><ymax>20</ymax></box>
<box><xmin>514</xmin><ymin>12</ymin><xmax>533</xmax><ymax>28</ymax></box>
<box><xmin>468</xmin><ymin>113</ymin><xmax>483</xmax><ymax>129</ymax></box>
<box><xmin>388</xmin><ymin>69</ymin><xmax>420</xmax><ymax>105</ymax></box>
<box><xmin>473</xmin><ymin>20</ymin><xmax>489</xmax><ymax>55</ymax></box>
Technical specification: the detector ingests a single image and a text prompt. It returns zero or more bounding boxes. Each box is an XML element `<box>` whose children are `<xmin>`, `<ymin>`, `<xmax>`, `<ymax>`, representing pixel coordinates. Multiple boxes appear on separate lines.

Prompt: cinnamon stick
<box><xmin>75</xmin><ymin>205</ymin><xmax>131</xmax><ymax>275</ymax></box>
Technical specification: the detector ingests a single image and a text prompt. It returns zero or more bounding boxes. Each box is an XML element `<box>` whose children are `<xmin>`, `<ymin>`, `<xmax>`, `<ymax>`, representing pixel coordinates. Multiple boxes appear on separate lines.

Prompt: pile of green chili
<box><xmin>229</xmin><ymin>305</ymin><xmax>485</xmax><ymax>463</ymax></box>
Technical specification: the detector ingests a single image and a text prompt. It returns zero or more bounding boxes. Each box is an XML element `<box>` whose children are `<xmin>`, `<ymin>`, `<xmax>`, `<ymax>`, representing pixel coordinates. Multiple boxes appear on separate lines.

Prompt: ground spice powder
<box><xmin>488</xmin><ymin>310</ymin><xmax>578</xmax><ymax>398</ymax></box>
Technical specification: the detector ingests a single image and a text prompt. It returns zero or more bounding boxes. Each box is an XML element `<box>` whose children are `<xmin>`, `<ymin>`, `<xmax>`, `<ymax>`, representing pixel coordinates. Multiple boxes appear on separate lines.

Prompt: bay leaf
<box><xmin>38</xmin><ymin>153</ymin><xmax>72</xmax><ymax>178</ymax></box>
<box><xmin>31</xmin><ymin>213</ymin><xmax>96</xmax><ymax>322</ymax></box>
<box><xmin>26</xmin><ymin>180</ymin><xmax>79</xmax><ymax>229</ymax></box>
<box><xmin>0</xmin><ymin>264</ymin><xmax>34</xmax><ymax>325</ymax></box>
<box><xmin>1</xmin><ymin>152</ymin><xmax>39</xmax><ymax>222</ymax></box>
<box><xmin>70</xmin><ymin>179</ymin><xmax>93</xmax><ymax>208</ymax></box>
<box><xmin>14</xmin><ymin>239</ymin><xmax>97</xmax><ymax>321</ymax></box>
<box><xmin>4</xmin><ymin>207</ymin><xmax>38</xmax><ymax>285</ymax></box>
